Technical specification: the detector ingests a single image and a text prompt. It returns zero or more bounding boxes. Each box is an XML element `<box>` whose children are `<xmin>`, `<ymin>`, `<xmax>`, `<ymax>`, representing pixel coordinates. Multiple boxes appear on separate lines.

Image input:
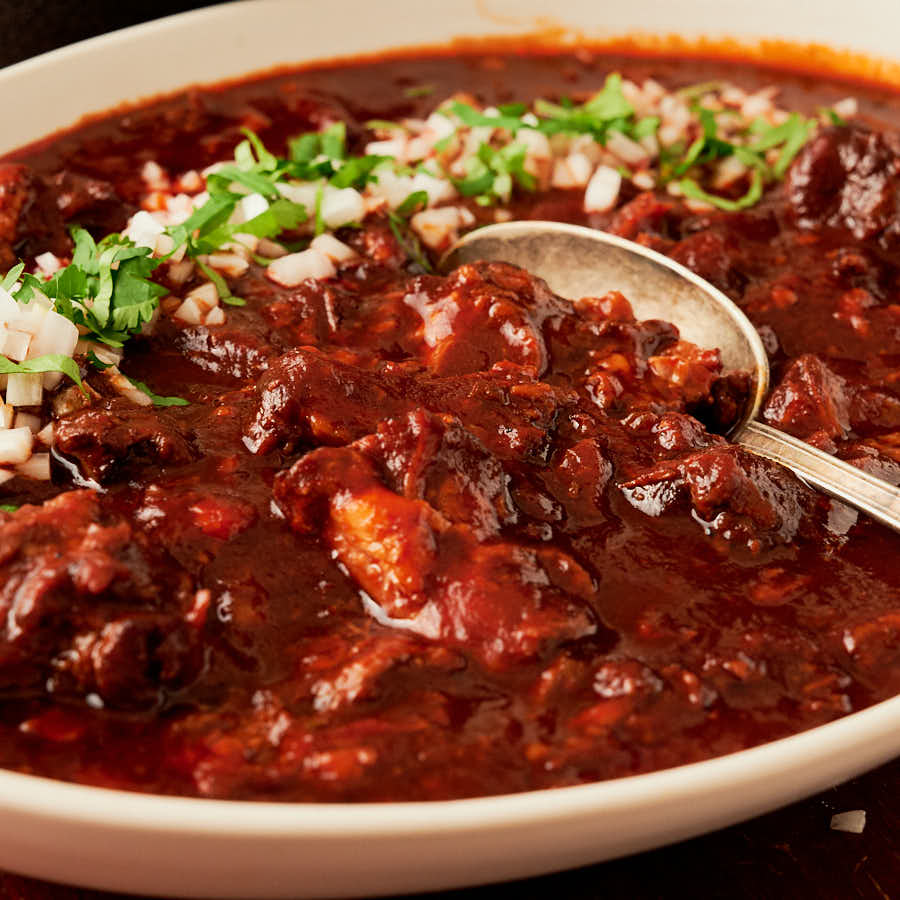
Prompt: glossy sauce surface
<box><xmin>0</xmin><ymin>50</ymin><xmax>898</xmax><ymax>801</ymax></box>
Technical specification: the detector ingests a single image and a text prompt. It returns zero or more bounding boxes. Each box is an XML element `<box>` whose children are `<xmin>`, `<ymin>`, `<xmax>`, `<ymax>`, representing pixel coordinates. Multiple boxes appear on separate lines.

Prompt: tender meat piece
<box><xmin>785</xmin><ymin>125</ymin><xmax>900</xmax><ymax>249</ymax></box>
<box><xmin>54</xmin><ymin>397</ymin><xmax>195</xmax><ymax>483</ymax></box>
<box><xmin>607</xmin><ymin>191</ymin><xmax>677</xmax><ymax>241</ymax></box>
<box><xmin>619</xmin><ymin>444</ymin><xmax>827</xmax><ymax>550</ymax></box>
<box><xmin>49</xmin><ymin>170</ymin><xmax>132</xmax><ymax>236</ymax></box>
<box><xmin>401</xmin><ymin>262</ymin><xmax>567</xmax><ymax>376</ymax></box>
<box><xmin>545</xmin><ymin>292</ymin><xmax>741</xmax><ymax>421</ymax></box>
<box><xmin>358</xmin><ymin>410</ymin><xmax>517</xmax><ymax>539</ymax></box>
<box><xmin>276</xmin><ymin>446</ymin><xmax>443</xmax><ymax>616</ymax></box>
<box><xmin>301</xmin><ymin>632</ymin><xmax>462</xmax><ymax>713</ymax></box>
<box><xmin>169</xmin><ymin>316</ymin><xmax>275</xmax><ymax>380</ymax></box>
<box><xmin>647</xmin><ymin>340</ymin><xmax>722</xmax><ymax>405</ymax></box>
<box><xmin>669</xmin><ymin>231</ymin><xmax>747</xmax><ymax>298</ymax></box>
<box><xmin>244</xmin><ymin>347</ymin><xmax>574</xmax><ymax>464</ymax></box>
<box><xmin>0</xmin><ymin>491</ymin><xmax>200</xmax><ymax>705</ymax></box>
<box><xmin>541</xmin><ymin>438</ymin><xmax>613</xmax><ymax>527</ymax></box>
<box><xmin>274</xmin><ymin>442</ymin><xmax>600</xmax><ymax>669</ymax></box>
<box><xmin>0</xmin><ymin>164</ymin><xmax>70</xmax><ymax>267</ymax></box>
<box><xmin>763</xmin><ymin>354</ymin><xmax>851</xmax><ymax>448</ymax></box>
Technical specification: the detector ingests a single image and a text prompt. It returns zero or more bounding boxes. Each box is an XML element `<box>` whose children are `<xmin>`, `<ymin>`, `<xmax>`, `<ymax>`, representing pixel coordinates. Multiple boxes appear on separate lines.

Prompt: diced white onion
<box><xmin>14</xmin><ymin>412</ymin><xmax>41</xmax><ymax>433</ymax></box>
<box><xmin>5</xmin><ymin>373</ymin><xmax>43</xmax><ymax>407</ymax></box>
<box><xmin>833</xmin><ymin>97</ymin><xmax>858</xmax><ymax>119</ymax></box>
<box><xmin>606</xmin><ymin>130</ymin><xmax>650</xmax><ymax>167</ymax></box>
<box><xmin>0</xmin><ymin>404</ymin><xmax>13</xmax><ymax>429</ymax></box>
<box><xmin>0</xmin><ymin>468</ymin><xmax>15</xmax><ymax>486</ymax></box>
<box><xmin>0</xmin><ymin>426</ymin><xmax>34</xmax><ymax>464</ymax></box>
<box><xmin>4</xmin><ymin>292</ymin><xmax>50</xmax><ymax>333</ymax></box>
<box><xmin>410</xmin><ymin>206</ymin><xmax>475</xmax><ymax>250</ymax></box>
<box><xmin>124</xmin><ymin>210</ymin><xmax>166</xmax><ymax>249</ymax></box>
<box><xmin>321</xmin><ymin>187</ymin><xmax>366</xmax><ymax>228</ymax></box>
<box><xmin>204</xmin><ymin>306</ymin><xmax>226</xmax><ymax>326</ymax></box>
<box><xmin>310</xmin><ymin>234</ymin><xmax>357</xmax><ymax>263</ymax></box>
<box><xmin>424</xmin><ymin>112</ymin><xmax>455</xmax><ymax>142</ymax></box>
<box><xmin>364</xmin><ymin>138</ymin><xmax>407</xmax><ymax>160</ymax></box>
<box><xmin>257</xmin><ymin>239</ymin><xmax>288</xmax><ymax>259</ymax></box>
<box><xmin>76</xmin><ymin>340</ymin><xmax>122</xmax><ymax>367</ymax></box>
<box><xmin>29</xmin><ymin>309</ymin><xmax>80</xmax><ymax>389</ymax></box>
<box><xmin>830</xmin><ymin>810</ymin><xmax>866</xmax><ymax>833</ymax></box>
<box><xmin>712</xmin><ymin>155</ymin><xmax>750</xmax><ymax>190</ymax></box>
<box><xmin>35</xmin><ymin>422</ymin><xmax>53</xmax><ymax>446</ymax></box>
<box><xmin>551</xmin><ymin>152</ymin><xmax>594</xmax><ymax>189</ymax></box>
<box><xmin>408</xmin><ymin>172</ymin><xmax>454</xmax><ymax>207</ymax></box>
<box><xmin>174</xmin><ymin>297</ymin><xmax>205</xmax><ymax>325</ymax></box>
<box><xmin>103</xmin><ymin>368</ymin><xmax>152</xmax><ymax>406</ymax></box>
<box><xmin>167</xmin><ymin>259</ymin><xmax>195</xmax><ymax>285</ymax></box>
<box><xmin>204</xmin><ymin>252</ymin><xmax>249</xmax><ymax>279</ymax></box>
<box><xmin>276</xmin><ymin>181</ymin><xmax>319</xmax><ymax>208</ymax></box>
<box><xmin>367</xmin><ymin>167</ymin><xmax>416</xmax><ymax>209</ymax></box>
<box><xmin>16</xmin><ymin>452</ymin><xmax>50</xmax><ymax>480</ymax></box>
<box><xmin>34</xmin><ymin>252</ymin><xmax>63</xmax><ymax>277</ymax></box>
<box><xmin>0</xmin><ymin>328</ymin><xmax>32</xmax><ymax>362</ymax></box>
<box><xmin>141</xmin><ymin>160</ymin><xmax>169</xmax><ymax>190</ymax></box>
<box><xmin>584</xmin><ymin>165</ymin><xmax>622</xmax><ymax>213</ymax></box>
<box><xmin>231</xmin><ymin>192</ymin><xmax>269</xmax><ymax>225</ymax></box>
<box><xmin>266</xmin><ymin>249</ymin><xmax>336</xmax><ymax>287</ymax></box>
<box><xmin>187</xmin><ymin>282</ymin><xmax>220</xmax><ymax>310</ymax></box>
<box><xmin>229</xmin><ymin>232</ymin><xmax>260</xmax><ymax>254</ymax></box>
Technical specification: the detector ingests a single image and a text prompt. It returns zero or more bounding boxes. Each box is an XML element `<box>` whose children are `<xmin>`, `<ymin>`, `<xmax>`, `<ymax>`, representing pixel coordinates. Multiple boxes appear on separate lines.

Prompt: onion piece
<box><xmin>29</xmin><ymin>309</ymin><xmax>80</xmax><ymax>389</ymax></box>
<box><xmin>321</xmin><ymin>187</ymin><xmax>365</xmax><ymax>228</ymax></box>
<box><xmin>14</xmin><ymin>412</ymin><xmax>41</xmax><ymax>433</ymax></box>
<box><xmin>0</xmin><ymin>328</ymin><xmax>32</xmax><ymax>362</ymax></box>
<box><xmin>35</xmin><ymin>423</ymin><xmax>53</xmax><ymax>446</ymax></box>
<box><xmin>830</xmin><ymin>810</ymin><xmax>866</xmax><ymax>833</ymax></box>
<box><xmin>0</xmin><ymin>427</ymin><xmax>34</xmax><ymax>464</ymax></box>
<box><xmin>101</xmin><ymin>367</ymin><xmax>152</xmax><ymax>407</ymax></box>
<box><xmin>5</xmin><ymin>373</ymin><xmax>43</xmax><ymax>407</ymax></box>
<box><xmin>584</xmin><ymin>166</ymin><xmax>623</xmax><ymax>213</ymax></box>
<box><xmin>0</xmin><ymin>404</ymin><xmax>13</xmax><ymax>429</ymax></box>
<box><xmin>16</xmin><ymin>452</ymin><xmax>50</xmax><ymax>480</ymax></box>
<box><xmin>266</xmin><ymin>249</ymin><xmax>336</xmax><ymax>287</ymax></box>
<box><xmin>310</xmin><ymin>234</ymin><xmax>357</xmax><ymax>264</ymax></box>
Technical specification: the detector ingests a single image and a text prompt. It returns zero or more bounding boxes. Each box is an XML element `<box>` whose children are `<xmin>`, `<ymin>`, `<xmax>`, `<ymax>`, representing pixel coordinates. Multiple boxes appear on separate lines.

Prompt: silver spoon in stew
<box><xmin>442</xmin><ymin>220</ymin><xmax>900</xmax><ymax>534</ymax></box>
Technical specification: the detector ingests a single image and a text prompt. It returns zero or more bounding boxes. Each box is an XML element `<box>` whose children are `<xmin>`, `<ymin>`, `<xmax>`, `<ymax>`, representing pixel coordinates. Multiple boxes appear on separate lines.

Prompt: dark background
<box><xmin>0</xmin><ymin>2</ymin><xmax>898</xmax><ymax>898</ymax></box>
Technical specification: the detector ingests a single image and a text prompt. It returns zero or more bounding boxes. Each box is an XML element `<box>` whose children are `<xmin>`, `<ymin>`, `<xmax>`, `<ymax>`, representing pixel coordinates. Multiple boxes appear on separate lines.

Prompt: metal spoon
<box><xmin>443</xmin><ymin>220</ymin><xmax>900</xmax><ymax>534</ymax></box>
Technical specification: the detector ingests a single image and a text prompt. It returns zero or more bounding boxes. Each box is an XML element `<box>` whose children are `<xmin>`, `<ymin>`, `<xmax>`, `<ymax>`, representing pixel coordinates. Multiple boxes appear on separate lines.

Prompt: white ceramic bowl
<box><xmin>1</xmin><ymin>2</ymin><xmax>899</xmax><ymax>896</ymax></box>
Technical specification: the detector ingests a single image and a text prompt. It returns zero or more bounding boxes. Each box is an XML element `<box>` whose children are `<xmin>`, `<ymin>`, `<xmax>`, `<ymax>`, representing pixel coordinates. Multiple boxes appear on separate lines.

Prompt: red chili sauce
<box><xmin>0</xmin><ymin>51</ymin><xmax>898</xmax><ymax>801</ymax></box>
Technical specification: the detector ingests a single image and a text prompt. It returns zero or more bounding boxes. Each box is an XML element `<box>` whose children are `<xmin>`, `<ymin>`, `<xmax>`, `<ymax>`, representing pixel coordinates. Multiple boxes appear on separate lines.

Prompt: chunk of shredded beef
<box><xmin>273</xmin><ymin>414</ymin><xmax>603</xmax><ymax>669</ymax></box>
<box><xmin>0</xmin><ymin>491</ymin><xmax>200</xmax><ymax>706</ymax></box>
<box><xmin>54</xmin><ymin>397</ymin><xmax>195</xmax><ymax>483</ymax></box>
<box><xmin>785</xmin><ymin>124</ymin><xmax>900</xmax><ymax>249</ymax></box>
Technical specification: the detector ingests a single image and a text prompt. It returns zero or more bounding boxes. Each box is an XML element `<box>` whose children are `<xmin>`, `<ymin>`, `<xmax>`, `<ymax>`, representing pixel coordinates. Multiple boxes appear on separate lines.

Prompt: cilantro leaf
<box><xmin>126</xmin><ymin>377</ymin><xmax>189</xmax><ymax>407</ymax></box>
<box><xmin>0</xmin><ymin>262</ymin><xmax>24</xmax><ymax>292</ymax></box>
<box><xmin>394</xmin><ymin>190</ymin><xmax>429</xmax><ymax>218</ymax></box>
<box><xmin>195</xmin><ymin>259</ymin><xmax>246</xmax><ymax>307</ymax></box>
<box><xmin>0</xmin><ymin>353</ymin><xmax>85</xmax><ymax>392</ymax></box>
<box><xmin>677</xmin><ymin>169</ymin><xmax>764</xmax><ymax>211</ymax></box>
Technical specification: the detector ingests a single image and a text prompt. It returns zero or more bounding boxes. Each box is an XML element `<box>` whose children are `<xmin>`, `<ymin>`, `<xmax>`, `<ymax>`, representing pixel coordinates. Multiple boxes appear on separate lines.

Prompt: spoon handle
<box><xmin>739</xmin><ymin>421</ymin><xmax>900</xmax><ymax>534</ymax></box>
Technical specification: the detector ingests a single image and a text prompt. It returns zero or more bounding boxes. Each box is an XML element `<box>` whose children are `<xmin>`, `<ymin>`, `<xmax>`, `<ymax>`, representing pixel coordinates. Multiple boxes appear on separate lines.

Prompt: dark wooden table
<box><xmin>2</xmin><ymin>3</ymin><xmax>899</xmax><ymax>898</ymax></box>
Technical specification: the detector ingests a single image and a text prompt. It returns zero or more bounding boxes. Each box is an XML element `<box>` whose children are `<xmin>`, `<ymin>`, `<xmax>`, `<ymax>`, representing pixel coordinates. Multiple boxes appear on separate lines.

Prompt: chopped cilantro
<box><xmin>0</xmin><ymin>504</ymin><xmax>18</xmax><ymax>513</ymax></box>
<box><xmin>86</xmin><ymin>350</ymin><xmax>113</xmax><ymax>371</ymax></box>
<box><xmin>195</xmin><ymin>259</ymin><xmax>245</xmax><ymax>307</ymax></box>
<box><xmin>678</xmin><ymin>169</ymin><xmax>764</xmax><ymax>211</ymax></box>
<box><xmin>126</xmin><ymin>377</ymin><xmax>189</xmax><ymax>407</ymax></box>
<box><xmin>403</xmin><ymin>83</ymin><xmax>436</xmax><ymax>99</ymax></box>
<box><xmin>0</xmin><ymin>353</ymin><xmax>85</xmax><ymax>393</ymax></box>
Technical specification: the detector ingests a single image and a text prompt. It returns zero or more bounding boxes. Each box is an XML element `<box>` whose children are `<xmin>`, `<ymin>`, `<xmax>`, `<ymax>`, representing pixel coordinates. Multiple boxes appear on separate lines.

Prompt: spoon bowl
<box><xmin>443</xmin><ymin>220</ymin><xmax>900</xmax><ymax>533</ymax></box>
